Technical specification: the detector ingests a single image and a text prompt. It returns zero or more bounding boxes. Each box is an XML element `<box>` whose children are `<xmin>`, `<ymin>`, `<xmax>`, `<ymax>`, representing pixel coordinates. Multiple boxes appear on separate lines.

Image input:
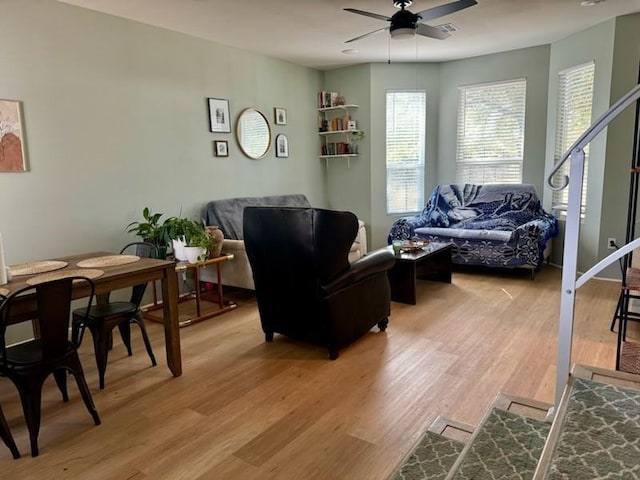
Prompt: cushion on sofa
<box><xmin>414</xmin><ymin>226</ymin><xmax>512</xmax><ymax>242</ymax></box>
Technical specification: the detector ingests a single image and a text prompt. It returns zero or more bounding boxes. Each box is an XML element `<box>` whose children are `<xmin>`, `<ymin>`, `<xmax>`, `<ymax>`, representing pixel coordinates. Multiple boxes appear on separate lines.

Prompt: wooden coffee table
<box><xmin>387</xmin><ymin>242</ymin><xmax>453</xmax><ymax>305</ymax></box>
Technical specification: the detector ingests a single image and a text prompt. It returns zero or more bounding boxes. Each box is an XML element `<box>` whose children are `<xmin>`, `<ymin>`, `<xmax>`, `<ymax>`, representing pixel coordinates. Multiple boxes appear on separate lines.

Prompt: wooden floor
<box><xmin>0</xmin><ymin>266</ymin><xmax>623</xmax><ymax>479</ymax></box>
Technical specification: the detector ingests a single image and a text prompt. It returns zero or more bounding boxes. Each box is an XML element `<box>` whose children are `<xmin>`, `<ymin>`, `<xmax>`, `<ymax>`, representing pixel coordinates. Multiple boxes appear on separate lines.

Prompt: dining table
<box><xmin>1</xmin><ymin>251</ymin><xmax>182</xmax><ymax>377</ymax></box>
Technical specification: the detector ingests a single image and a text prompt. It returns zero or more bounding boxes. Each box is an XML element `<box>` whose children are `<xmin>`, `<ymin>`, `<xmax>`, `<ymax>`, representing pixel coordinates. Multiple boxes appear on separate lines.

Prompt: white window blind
<box><xmin>386</xmin><ymin>90</ymin><xmax>426</xmax><ymax>214</ymax></box>
<box><xmin>552</xmin><ymin>62</ymin><xmax>595</xmax><ymax>217</ymax></box>
<box><xmin>456</xmin><ymin>79</ymin><xmax>526</xmax><ymax>184</ymax></box>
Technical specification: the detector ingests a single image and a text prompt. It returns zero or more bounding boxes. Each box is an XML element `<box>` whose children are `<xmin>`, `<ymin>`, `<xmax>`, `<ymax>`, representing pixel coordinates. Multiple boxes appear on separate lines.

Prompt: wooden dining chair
<box><xmin>71</xmin><ymin>242</ymin><xmax>157</xmax><ymax>389</ymax></box>
<box><xmin>0</xmin><ymin>276</ymin><xmax>101</xmax><ymax>457</ymax></box>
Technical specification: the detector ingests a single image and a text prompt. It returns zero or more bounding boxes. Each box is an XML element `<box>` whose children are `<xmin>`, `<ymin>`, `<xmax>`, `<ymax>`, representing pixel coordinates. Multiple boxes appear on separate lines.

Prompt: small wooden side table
<box><xmin>143</xmin><ymin>254</ymin><xmax>237</xmax><ymax>327</ymax></box>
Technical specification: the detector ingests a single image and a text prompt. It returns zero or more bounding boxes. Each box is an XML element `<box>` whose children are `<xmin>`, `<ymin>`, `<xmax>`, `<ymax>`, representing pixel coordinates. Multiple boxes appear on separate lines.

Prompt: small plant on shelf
<box><xmin>350</xmin><ymin>130</ymin><xmax>365</xmax><ymax>141</ymax></box>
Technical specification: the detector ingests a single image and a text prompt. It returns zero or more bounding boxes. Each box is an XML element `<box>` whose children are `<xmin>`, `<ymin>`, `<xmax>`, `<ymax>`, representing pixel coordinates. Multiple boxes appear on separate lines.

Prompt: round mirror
<box><xmin>235</xmin><ymin>108</ymin><xmax>271</xmax><ymax>159</ymax></box>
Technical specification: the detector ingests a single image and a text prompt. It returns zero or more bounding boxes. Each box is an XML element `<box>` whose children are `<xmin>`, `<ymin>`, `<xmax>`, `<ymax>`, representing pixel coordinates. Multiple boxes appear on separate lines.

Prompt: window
<box><xmin>456</xmin><ymin>79</ymin><xmax>527</xmax><ymax>184</ymax></box>
<box><xmin>386</xmin><ymin>90</ymin><xmax>426</xmax><ymax>214</ymax></box>
<box><xmin>551</xmin><ymin>62</ymin><xmax>595</xmax><ymax>217</ymax></box>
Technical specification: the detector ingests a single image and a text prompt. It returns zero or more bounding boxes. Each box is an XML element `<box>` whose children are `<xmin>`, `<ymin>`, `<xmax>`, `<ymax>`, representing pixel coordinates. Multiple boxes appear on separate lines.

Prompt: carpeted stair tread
<box><xmin>544</xmin><ymin>377</ymin><xmax>640</xmax><ymax>479</ymax></box>
<box><xmin>394</xmin><ymin>431</ymin><xmax>465</xmax><ymax>480</ymax></box>
<box><xmin>451</xmin><ymin>408</ymin><xmax>550</xmax><ymax>480</ymax></box>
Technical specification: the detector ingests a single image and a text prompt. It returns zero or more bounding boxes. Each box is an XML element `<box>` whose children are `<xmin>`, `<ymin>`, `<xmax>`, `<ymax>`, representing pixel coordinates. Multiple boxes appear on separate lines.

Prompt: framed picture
<box><xmin>208</xmin><ymin>98</ymin><xmax>231</xmax><ymax>133</ymax></box>
<box><xmin>274</xmin><ymin>107</ymin><xmax>287</xmax><ymax>126</ymax></box>
<box><xmin>0</xmin><ymin>99</ymin><xmax>27</xmax><ymax>172</ymax></box>
<box><xmin>275</xmin><ymin>134</ymin><xmax>289</xmax><ymax>158</ymax></box>
<box><xmin>214</xmin><ymin>140</ymin><xmax>229</xmax><ymax>157</ymax></box>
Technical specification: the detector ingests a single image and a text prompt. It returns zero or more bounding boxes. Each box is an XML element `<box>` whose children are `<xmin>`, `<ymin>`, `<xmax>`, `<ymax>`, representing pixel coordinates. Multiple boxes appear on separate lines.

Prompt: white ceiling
<box><xmin>59</xmin><ymin>0</ymin><xmax>640</xmax><ymax>70</ymax></box>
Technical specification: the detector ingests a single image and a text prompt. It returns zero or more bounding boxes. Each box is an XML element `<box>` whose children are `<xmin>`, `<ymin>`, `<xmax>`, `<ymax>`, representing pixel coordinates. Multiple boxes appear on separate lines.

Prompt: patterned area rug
<box><xmin>545</xmin><ymin>378</ymin><xmax>640</xmax><ymax>479</ymax></box>
<box><xmin>393</xmin><ymin>431</ymin><xmax>464</xmax><ymax>480</ymax></box>
<box><xmin>452</xmin><ymin>409</ymin><xmax>550</xmax><ymax>480</ymax></box>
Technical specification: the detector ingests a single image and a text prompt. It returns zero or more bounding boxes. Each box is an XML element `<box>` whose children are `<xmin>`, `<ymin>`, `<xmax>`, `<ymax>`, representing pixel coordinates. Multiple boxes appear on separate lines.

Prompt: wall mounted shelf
<box><xmin>318</xmin><ymin>102</ymin><xmax>359</xmax><ymax>169</ymax></box>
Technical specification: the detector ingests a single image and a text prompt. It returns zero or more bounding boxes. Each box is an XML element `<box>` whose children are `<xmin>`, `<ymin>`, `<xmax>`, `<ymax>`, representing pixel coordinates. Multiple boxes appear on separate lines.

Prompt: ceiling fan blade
<box><xmin>345</xmin><ymin>26</ymin><xmax>390</xmax><ymax>43</ymax></box>
<box><xmin>415</xmin><ymin>0</ymin><xmax>477</xmax><ymax>23</ymax></box>
<box><xmin>416</xmin><ymin>23</ymin><xmax>450</xmax><ymax>40</ymax></box>
<box><xmin>343</xmin><ymin>8</ymin><xmax>391</xmax><ymax>22</ymax></box>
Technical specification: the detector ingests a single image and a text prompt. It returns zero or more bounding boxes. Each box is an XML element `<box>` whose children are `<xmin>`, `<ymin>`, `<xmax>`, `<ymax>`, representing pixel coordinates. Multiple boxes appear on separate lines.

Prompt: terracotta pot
<box><xmin>205</xmin><ymin>226</ymin><xmax>224</xmax><ymax>257</ymax></box>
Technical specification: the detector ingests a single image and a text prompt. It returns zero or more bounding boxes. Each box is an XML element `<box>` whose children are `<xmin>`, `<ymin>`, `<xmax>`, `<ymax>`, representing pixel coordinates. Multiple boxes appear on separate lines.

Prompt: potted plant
<box><xmin>182</xmin><ymin>220</ymin><xmax>213</xmax><ymax>263</ymax></box>
<box><xmin>163</xmin><ymin>217</ymin><xmax>213</xmax><ymax>262</ymax></box>
<box><xmin>126</xmin><ymin>207</ymin><xmax>169</xmax><ymax>258</ymax></box>
<box><xmin>183</xmin><ymin>228</ymin><xmax>214</xmax><ymax>263</ymax></box>
<box><xmin>161</xmin><ymin>216</ymin><xmax>189</xmax><ymax>261</ymax></box>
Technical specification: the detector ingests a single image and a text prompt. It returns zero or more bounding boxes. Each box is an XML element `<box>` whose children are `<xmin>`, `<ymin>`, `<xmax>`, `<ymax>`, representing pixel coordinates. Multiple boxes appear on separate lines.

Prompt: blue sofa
<box><xmin>388</xmin><ymin>184</ymin><xmax>558</xmax><ymax>270</ymax></box>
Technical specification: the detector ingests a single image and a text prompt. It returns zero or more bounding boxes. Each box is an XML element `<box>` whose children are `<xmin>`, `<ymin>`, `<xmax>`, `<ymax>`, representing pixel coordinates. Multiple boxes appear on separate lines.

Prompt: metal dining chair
<box><xmin>0</xmin><ymin>276</ymin><xmax>101</xmax><ymax>457</ymax></box>
<box><xmin>71</xmin><ymin>242</ymin><xmax>157</xmax><ymax>389</ymax></box>
<box><xmin>0</xmin><ymin>292</ymin><xmax>19</xmax><ymax>459</ymax></box>
<box><xmin>0</xmin><ymin>402</ymin><xmax>19</xmax><ymax>459</ymax></box>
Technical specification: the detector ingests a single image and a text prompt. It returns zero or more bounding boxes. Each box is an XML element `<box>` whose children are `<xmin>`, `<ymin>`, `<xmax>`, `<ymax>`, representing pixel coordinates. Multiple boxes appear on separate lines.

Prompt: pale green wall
<box><xmin>438</xmin><ymin>46</ymin><xmax>551</xmax><ymax>191</ymax></box>
<box><xmin>0</xmin><ymin>0</ymin><xmax>325</xmax><ymax>264</ymax></box>
<box><xmin>369</xmin><ymin>63</ymin><xmax>441</xmax><ymax>249</ymax></box>
<box><xmin>599</xmin><ymin>14</ymin><xmax>640</xmax><ymax>277</ymax></box>
<box><xmin>0</xmin><ymin>0</ymin><xmax>324</xmax><ymax>341</ymax></box>
<box><xmin>325</xmin><ymin>63</ymin><xmax>441</xmax><ymax>250</ymax></box>
<box><xmin>323</xmin><ymin>65</ymin><xmax>372</xmax><ymax>234</ymax></box>
<box><xmin>544</xmin><ymin>20</ymin><xmax>616</xmax><ymax>270</ymax></box>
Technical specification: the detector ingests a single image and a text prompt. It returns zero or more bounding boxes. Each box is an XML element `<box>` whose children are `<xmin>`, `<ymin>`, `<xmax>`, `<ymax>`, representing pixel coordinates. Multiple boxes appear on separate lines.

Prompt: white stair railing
<box><xmin>547</xmin><ymin>83</ymin><xmax>640</xmax><ymax>408</ymax></box>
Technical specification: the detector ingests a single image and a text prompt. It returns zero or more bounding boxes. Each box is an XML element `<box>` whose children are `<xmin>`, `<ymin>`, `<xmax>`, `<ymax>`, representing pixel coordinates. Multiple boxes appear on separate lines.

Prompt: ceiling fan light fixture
<box><xmin>580</xmin><ymin>0</ymin><xmax>605</xmax><ymax>5</ymax></box>
<box><xmin>390</xmin><ymin>27</ymin><xmax>415</xmax><ymax>39</ymax></box>
<box><xmin>393</xmin><ymin>0</ymin><xmax>413</xmax><ymax>8</ymax></box>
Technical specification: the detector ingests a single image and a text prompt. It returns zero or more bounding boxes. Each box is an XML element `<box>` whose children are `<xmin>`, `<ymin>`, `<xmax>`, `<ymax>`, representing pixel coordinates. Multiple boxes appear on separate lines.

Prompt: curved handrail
<box><xmin>547</xmin><ymin>83</ymin><xmax>640</xmax><ymax>191</ymax></box>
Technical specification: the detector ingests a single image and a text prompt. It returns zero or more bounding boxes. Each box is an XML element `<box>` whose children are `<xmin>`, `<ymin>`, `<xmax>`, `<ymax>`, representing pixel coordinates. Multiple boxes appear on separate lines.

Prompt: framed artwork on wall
<box><xmin>274</xmin><ymin>107</ymin><xmax>287</xmax><ymax>126</ymax></box>
<box><xmin>208</xmin><ymin>98</ymin><xmax>231</xmax><ymax>133</ymax></box>
<box><xmin>0</xmin><ymin>99</ymin><xmax>27</xmax><ymax>172</ymax></box>
<box><xmin>275</xmin><ymin>134</ymin><xmax>289</xmax><ymax>158</ymax></box>
<box><xmin>214</xmin><ymin>140</ymin><xmax>229</xmax><ymax>157</ymax></box>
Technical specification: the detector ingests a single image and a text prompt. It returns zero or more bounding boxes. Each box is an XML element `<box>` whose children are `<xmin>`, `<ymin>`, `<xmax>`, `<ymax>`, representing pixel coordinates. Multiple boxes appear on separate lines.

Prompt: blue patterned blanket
<box><xmin>388</xmin><ymin>184</ymin><xmax>558</xmax><ymax>269</ymax></box>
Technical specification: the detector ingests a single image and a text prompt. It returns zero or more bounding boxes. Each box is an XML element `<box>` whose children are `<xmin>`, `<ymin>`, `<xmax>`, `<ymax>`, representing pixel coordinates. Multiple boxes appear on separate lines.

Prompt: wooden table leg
<box><xmin>388</xmin><ymin>261</ymin><xmax>417</xmax><ymax>305</ymax></box>
<box><xmin>161</xmin><ymin>264</ymin><xmax>182</xmax><ymax>376</ymax></box>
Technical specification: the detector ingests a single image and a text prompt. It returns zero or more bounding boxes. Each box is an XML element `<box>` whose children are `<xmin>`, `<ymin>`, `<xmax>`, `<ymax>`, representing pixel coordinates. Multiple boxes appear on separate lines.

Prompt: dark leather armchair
<box><xmin>244</xmin><ymin>207</ymin><xmax>395</xmax><ymax>359</ymax></box>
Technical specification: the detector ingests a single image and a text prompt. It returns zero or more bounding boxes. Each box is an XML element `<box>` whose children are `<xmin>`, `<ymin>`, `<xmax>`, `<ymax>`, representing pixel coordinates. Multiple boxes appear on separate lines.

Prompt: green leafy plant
<box><xmin>126</xmin><ymin>207</ymin><xmax>170</xmax><ymax>257</ymax></box>
<box><xmin>164</xmin><ymin>217</ymin><xmax>213</xmax><ymax>258</ymax></box>
<box><xmin>162</xmin><ymin>216</ymin><xmax>191</xmax><ymax>243</ymax></box>
<box><xmin>350</xmin><ymin>130</ymin><xmax>365</xmax><ymax>141</ymax></box>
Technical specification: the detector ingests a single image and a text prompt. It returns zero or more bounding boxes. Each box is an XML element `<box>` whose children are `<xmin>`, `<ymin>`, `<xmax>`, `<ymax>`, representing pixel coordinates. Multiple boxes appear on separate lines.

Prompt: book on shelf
<box><xmin>318</xmin><ymin>115</ymin><xmax>352</xmax><ymax>133</ymax></box>
<box><xmin>317</xmin><ymin>91</ymin><xmax>345</xmax><ymax>108</ymax></box>
<box><xmin>320</xmin><ymin>142</ymin><xmax>358</xmax><ymax>156</ymax></box>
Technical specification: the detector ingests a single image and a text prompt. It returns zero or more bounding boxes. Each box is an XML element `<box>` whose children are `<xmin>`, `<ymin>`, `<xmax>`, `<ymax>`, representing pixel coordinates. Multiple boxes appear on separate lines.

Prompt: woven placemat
<box><xmin>0</xmin><ymin>287</ymin><xmax>8</xmax><ymax>297</ymax></box>
<box><xmin>26</xmin><ymin>268</ymin><xmax>104</xmax><ymax>286</ymax></box>
<box><xmin>9</xmin><ymin>260</ymin><xmax>68</xmax><ymax>276</ymax></box>
<box><xmin>76</xmin><ymin>255</ymin><xmax>140</xmax><ymax>268</ymax></box>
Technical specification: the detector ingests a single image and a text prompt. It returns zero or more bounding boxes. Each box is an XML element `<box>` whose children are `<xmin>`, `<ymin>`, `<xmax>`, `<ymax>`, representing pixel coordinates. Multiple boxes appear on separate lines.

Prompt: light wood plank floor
<box><xmin>0</xmin><ymin>266</ymin><xmax>623</xmax><ymax>479</ymax></box>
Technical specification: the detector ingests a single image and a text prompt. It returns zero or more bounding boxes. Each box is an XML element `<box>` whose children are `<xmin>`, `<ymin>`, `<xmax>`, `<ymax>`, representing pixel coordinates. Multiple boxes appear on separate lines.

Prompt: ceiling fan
<box><xmin>344</xmin><ymin>0</ymin><xmax>478</xmax><ymax>43</ymax></box>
